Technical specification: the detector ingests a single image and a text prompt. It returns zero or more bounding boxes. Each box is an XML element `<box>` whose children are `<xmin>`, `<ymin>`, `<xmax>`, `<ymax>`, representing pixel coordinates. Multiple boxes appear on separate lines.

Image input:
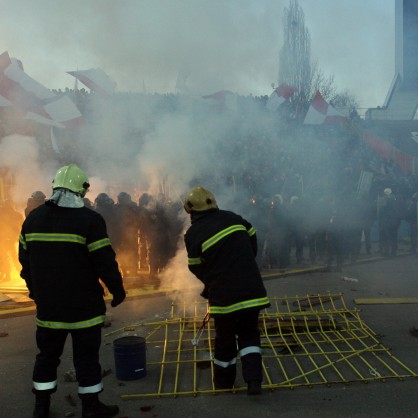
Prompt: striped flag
<box><xmin>0</xmin><ymin>51</ymin><xmax>82</xmax><ymax>129</ymax></box>
<box><xmin>303</xmin><ymin>91</ymin><xmax>347</xmax><ymax>125</ymax></box>
<box><xmin>266</xmin><ymin>83</ymin><xmax>298</xmax><ymax>111</ymax></box>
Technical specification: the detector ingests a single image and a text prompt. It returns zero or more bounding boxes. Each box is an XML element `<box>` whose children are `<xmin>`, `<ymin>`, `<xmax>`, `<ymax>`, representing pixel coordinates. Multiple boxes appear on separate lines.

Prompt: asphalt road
<box><xmin>1</xmin><ymin>252</ymin><xmax>418</xmax><ymax>418</ymax></box>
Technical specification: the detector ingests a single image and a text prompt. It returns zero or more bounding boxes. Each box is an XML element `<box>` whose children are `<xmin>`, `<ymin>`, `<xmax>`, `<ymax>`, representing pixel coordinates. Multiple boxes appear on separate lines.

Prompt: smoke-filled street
<box><xmin>1</xmin><ymin>1</ymin><xmax>418</xmax><ymax>417</ymax></box>
<box><xmin>1</xmin><ymin>247</ymin><xmax>418</xmax><ymax>418</ymax></box>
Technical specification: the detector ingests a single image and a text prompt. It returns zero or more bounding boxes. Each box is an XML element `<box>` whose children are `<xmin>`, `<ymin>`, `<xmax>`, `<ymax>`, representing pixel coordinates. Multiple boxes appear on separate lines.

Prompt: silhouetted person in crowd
<box><xmin>137</xmin><ymin>193</ymin><xmax>152</xmax><ymax>272</ymax></box>
<box><xmin>378</xmin><ymin>188</ymin><xmax>403</xmax><ymax>257</ymax></box>
<box><xmin>305</xmin><ymin>195</ymin><xmax>328</xmax><ymax>265</ymax></box>
<box><xmin>113</xmin><ymin>192</ymin><xmax>139</xmax><ymax>277</ymax></box>
<box><xmin>405</xmin><ymin>192</ymin><xmax>418</xmax><ymax>254</ymax></box>
<box><xmin>146</xmin><ymin>198</ymin><xmax>171</xmax><ymax>284</ymax></box>
<box><xmin>94</xmin><ymin>193</ymin><xmax>117</xmax><ymax>246</ymax></box>
<box><xmin>287</xmin><ymin>195</ymin><xmax>304</xmax><ymax>264</ymax></box>
<box><xmin>344</xmin><ymin>194</ymin><xmax>364</xmax><ymax>262</ymax></box>
<box><xmin>325</xmin><ymin>197</ymin><xmax>344</xmax><ymax>272</ymax></box>
<box><xmin>358</xmin><ymin>191</ymin><xmax>376</xmax><ymax>255</ymax></box>
<box><xmin>83</xmin><ymin>197</ymin><xmax>93</xmax><ymax>209</ymax></box>
<box><xmin>0</xmin><ymin>199</ymin><xmax>24</xmax><ymax>281</ymax></box>
<box><xmin>25</xmin><ymin>191</ymin><xmax>46</xmax><ymax>217</ymax></box>
<box><xmin>267</xmin><ymin>194</ymin><xmax>290</xmax><ymax>269</ymax></box>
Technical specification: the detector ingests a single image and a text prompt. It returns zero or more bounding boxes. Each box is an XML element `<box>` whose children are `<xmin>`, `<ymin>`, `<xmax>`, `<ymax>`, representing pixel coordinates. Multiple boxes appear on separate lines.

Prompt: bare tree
<box><xmin>309</xmin><ymin>61</ymin><xmax>335</xmax><ymax>101</ymax></box>
<box><xmin>279</xmin><ymin>0</ymin><xmax>311</xmax><ymax>103</ymax></box>
<box><xmin>278</xmin><ymin>0</ymin><xmax>358</xmax><ymax>115</ymax></box>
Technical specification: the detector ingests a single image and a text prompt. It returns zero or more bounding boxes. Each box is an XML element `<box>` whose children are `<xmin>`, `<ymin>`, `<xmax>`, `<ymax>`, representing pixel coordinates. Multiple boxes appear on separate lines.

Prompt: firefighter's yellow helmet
<box><xmin>184</xmin><ymin>186</ymin><xmax>218</xmax><ymax>214</ymax></box>
<box><xmin>52</xmin><ymin>164</ymin><xmax>90</xmax><ymax>197</ymax></box>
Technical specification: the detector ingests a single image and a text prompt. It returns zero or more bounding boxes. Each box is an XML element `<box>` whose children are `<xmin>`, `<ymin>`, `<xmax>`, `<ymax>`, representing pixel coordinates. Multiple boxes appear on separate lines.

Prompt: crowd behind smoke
<box><xmin>1</xmin><ymin>89</ymin><xmax>417</xmax><ymax>298</ymax></box>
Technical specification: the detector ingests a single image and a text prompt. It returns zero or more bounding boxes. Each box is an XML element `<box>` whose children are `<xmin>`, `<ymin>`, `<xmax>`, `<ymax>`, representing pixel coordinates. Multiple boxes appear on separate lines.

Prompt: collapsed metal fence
<box><xmin>106</xmin><ymin>293</ymin><xmax>418</xmax><ymax>398</ymax></box>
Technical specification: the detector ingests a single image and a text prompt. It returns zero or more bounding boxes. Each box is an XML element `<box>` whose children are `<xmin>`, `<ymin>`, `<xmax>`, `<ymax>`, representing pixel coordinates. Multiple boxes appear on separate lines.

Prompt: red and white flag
<box><xmin>266</xmin><ymin>83</ymin><xmax>298</xmax><ymax>111</ymax></box>
<box><xmin>0</xmin><ymin>51</ymin><xmax>56</xmax><ymax>109</ymax></box>
<box><xmin>0</xmin><ymin>51</ymin><xmax>83</xmax><ymax>129</ymax></box>
<box><xmin>303</xmin><ymin>91</ymin><xmax>347</xmax><ymax>125</ymax></box>
<box><xmin>67</xmin><ymin>68</ymin><xmax>116</xmax><ymax>97</ymax></box>
<box><xmin>26</xmin><ymin>95</ymin><xmax>83</xmax><ymax>129</ymax></box>
<box><xmin>202</xmin><ymin>90</ymin><xmax>237</xmax><ymax>112</ymax></box>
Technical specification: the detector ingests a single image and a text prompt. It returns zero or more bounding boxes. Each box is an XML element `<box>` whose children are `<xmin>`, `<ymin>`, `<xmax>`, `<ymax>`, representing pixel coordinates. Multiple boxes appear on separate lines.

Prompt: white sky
<box><xmin>0</xmin><ymin>0</ymin><xmax>394</xmax><ymax>108</ymax></box>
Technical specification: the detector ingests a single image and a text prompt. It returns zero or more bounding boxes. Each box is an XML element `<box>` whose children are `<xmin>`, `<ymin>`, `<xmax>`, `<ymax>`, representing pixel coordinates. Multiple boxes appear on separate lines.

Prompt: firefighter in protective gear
<box><xmin>184</xmin><ymin>186</ymin><xmax>218</xmax><ymax>213</ymax></box>
<box><xmin>19</xmin><ymin>164</ymin><xmax>125</xmax><ymax>418</ymax></box>
<box><xmin>52</xmin><ymin>163</ymin><xmax>90</xmax><ymax>196</ymax></box>
<box><xmin>183</xmin><ymin>186</ymin><xmax>270</xmax><ymax>395</ymax></box>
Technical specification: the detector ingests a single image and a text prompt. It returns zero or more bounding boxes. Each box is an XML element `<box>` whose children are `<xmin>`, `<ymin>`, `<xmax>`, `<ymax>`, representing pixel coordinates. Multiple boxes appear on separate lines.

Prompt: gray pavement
<box><xmin>1</xmin><ymin>244</ymin><xmax>418</xmax><ymax>418</ymax></box>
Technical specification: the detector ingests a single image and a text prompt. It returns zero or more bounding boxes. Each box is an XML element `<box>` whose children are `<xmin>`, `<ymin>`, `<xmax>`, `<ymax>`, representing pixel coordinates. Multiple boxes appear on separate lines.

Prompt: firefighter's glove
<box><xmin>111</xmin><ymin>289</ymin><xmax>126</xmax><ymax>307</ymax></box>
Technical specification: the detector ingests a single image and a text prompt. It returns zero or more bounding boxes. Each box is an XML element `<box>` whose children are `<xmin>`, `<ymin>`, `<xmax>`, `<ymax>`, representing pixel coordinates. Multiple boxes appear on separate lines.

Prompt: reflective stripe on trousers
<box><xmin>33</xmin><ymin>380</ymin><xmax>57</xmax><ymax>391</ymax></box>
<box><xmin>239</xmin><ymin>345</ymin><xmax>262</xmax><ymax>357</ymax></box>
<box><xmin>78</xmin><ymin>381</ymin><xmax>104</xmax><ymax>394</ymax></box>
<box><xmin>213</xmin><ymin>356</ymin><xmax>237</xmax><ymax>368</ymax></box>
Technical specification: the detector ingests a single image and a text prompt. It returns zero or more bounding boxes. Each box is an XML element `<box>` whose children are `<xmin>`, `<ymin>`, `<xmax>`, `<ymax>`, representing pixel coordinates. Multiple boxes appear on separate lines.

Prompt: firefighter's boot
<box><xmin>33</xmin><ymin>392</ymin><xmax>50</xmax><ymax>418</ymax></box>
<box><xmin>80</xmin><ymin>393</ymin><xmax>119</xmax><ymax>418</ymax></box>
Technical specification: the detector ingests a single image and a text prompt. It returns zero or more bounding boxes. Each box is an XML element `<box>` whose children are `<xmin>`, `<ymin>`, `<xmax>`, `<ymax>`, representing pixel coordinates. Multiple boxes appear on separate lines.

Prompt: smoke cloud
<box><xmin>0</xmin><ymin>0</ymin><xmax>394</xmax><ymax>107</ymax></box>
<box><xmin>0</xmin><ymin>0</ymin><xmax>398</xmax><ymax>301</ymax></box>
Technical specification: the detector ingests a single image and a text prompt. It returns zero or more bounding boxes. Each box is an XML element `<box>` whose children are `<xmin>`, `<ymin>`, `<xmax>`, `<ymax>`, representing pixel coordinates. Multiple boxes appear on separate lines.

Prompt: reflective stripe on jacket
<box><xmin>19</xmin><ymin>204</ymin><xmax>124</xmax><ymax>326</ymax></box>
<box><xmin>184</xmin><ymin>208</ymin><xmax>269</xmax><ymax>315</ymax></box>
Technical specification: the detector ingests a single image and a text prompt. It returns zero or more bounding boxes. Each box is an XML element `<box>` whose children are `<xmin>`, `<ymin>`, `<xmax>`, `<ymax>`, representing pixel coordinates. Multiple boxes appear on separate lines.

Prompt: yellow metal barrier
<box><xmin>116</xmin><ymin>294</ymin><xmax>418</xmax><ymax>398</ymax></box>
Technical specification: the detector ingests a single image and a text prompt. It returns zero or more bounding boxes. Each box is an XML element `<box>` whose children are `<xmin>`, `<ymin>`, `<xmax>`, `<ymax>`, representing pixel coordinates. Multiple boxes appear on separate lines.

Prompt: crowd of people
<box><xmin>0</xmin><ymin>187</ymin><xmax>184</xmax><ymax>287</ymax></box>
<box><xmin>0</xmin><ymin>178</ymin><xmax>416</xmax><ymax>284</ymax></box>
<box><xmin>1</xmin><ymin>95</ymin><xmax>418</xmax><ymax>283</ymax></box>
<box><xmin>241</xmin><ymin>185</ymin><xmax>414</xmax><ymax>273</ymax></box>
<box><xmin>85</xmin><ymin>190</ymin><xmax>184</xmax><ymax>287</ymax></box>
<box><xmin>0</xmin><ymin>199</ymin><xmax>24</xmax><ymax>281</ymax></box>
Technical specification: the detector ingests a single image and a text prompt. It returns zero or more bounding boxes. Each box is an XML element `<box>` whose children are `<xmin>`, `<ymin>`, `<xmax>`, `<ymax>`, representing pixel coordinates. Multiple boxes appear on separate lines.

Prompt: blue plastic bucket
<box><xmin>113</xmin><ymin>336</ymin><xmax>146</xmax><ymax>380</ymax></box>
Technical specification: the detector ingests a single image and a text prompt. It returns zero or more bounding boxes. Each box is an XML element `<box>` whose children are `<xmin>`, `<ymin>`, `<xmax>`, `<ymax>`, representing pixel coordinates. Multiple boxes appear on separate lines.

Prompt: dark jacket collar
<box><xmin>190</xmin><ymin>208</ymin><xmax>219</xmax><ymax>223</ymax></box>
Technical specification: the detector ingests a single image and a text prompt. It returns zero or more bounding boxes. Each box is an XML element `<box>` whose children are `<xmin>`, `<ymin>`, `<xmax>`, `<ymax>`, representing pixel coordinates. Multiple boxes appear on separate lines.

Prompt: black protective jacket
<box><xmin>19</xmin><ymin>203</ymin><xmax>125</xmax><ymax>328</ymax></box>
<box><xmin>184</xmin><ymin>208</ymin><xmax>269</xmax><ymax>316</ymax></box>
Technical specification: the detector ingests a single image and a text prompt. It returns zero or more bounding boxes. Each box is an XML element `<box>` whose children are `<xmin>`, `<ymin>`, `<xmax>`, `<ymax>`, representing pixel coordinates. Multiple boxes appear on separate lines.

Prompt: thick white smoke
<box><xmin>0</xmin><ymin>135</ymin><xmax>54</xmax><ymax>210</ymax></box>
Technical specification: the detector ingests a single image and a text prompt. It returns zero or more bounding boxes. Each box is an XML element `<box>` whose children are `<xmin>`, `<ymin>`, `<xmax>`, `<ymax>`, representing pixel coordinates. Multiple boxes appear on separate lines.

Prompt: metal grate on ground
<box><xmin>115</xmin><ymin>293</ymin><xmax>418</xmax><ymax>399</ymax></box>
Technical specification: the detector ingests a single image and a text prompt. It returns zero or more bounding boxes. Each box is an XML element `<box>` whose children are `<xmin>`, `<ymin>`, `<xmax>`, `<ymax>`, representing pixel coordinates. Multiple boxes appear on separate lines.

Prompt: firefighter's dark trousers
<box><xmin>213</xmin><ymin>309</ymin><xmax>263</xmax><ymax>389</ymax></box>
<box><xmin>32</xmin><ymin>324</ymin><xmax>103</xmax><ymax>396</ymax></box>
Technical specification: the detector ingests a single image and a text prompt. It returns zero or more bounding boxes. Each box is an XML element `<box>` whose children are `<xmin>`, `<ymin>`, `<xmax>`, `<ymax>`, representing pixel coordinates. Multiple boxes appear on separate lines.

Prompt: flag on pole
<box><xmin>67</xmin><ymin>68</ymin><xmax>116</xmax><ymax>96</ymax></box>
<box><xmin>303</xmin><ymin>91</ymin><xmax>347</xmax><ymax>125</ymax></box>
<box><xmin>266</xmin><ymin>83</ymin><xmax>298</xmax><ymax>111</ymax></box>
